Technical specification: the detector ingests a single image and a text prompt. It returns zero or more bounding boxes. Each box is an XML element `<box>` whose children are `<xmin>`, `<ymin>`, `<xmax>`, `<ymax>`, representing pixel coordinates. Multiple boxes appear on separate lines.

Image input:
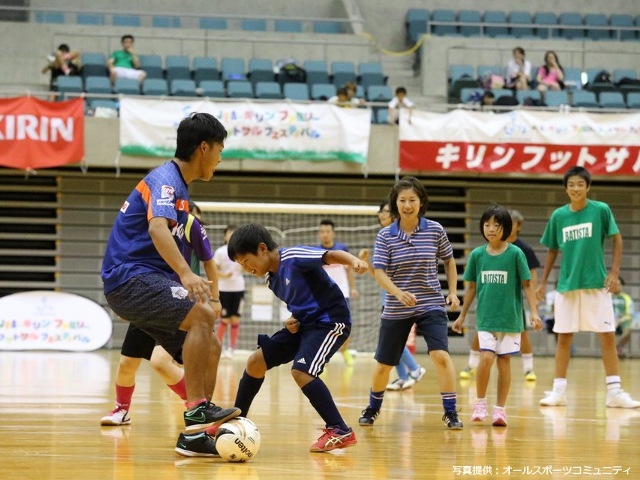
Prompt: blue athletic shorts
<box><xmin>258</xmin><ymin>321</ymin><xmax>350</xmax><ymax>377</ymax></box>
<box><xmin>375</xmin><ymin>309</ymin><xmax>449</xmax><ymax>365</ymax></box>
<box><xmin>105</xmin><ymin>273</ymin><xmax>195</xmax><ymax>356</ymax></box>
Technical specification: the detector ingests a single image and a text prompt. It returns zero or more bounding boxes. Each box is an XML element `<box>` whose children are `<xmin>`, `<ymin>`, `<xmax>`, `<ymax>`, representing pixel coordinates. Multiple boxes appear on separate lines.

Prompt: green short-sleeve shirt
<box><xmin>111</xmin><ymin>50</ymin><xmax>134</xmax><ymax>68</ymax></box>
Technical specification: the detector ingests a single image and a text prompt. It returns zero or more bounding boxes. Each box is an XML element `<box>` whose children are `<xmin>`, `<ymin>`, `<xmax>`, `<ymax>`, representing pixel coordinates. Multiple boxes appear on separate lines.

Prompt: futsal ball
<box><xmin>215</xmin><ymin>417</ymin><xmax>261</xmax><ymax>462</ymax></box>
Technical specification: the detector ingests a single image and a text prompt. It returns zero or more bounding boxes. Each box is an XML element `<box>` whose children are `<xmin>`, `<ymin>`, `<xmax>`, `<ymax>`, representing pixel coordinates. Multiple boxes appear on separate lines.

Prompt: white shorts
<box><xmin>478</xmin><ymin>331</ymin><xmax>521</xmax><ymax>356</ymax></box>
<box><xmin>553</xmin><ymin>289</ymin><xmax>615</xmax><ymax>333</ymax></box>
<box><xmin>113</xmin><ymin>66</ymin><xmax>145</xmax><ymax>81</ymax></box>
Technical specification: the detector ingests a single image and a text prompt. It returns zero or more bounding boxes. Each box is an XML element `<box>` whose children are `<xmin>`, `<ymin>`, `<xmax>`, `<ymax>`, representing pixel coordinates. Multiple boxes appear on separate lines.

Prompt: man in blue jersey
<box><xmin>101</xmin><ymin>113</ymin><xmax>240</xmax><ymax>456</ymax></box>
<box><xmin>227</xmin><ymin>223</ymin><xmax>368</xmax><ymax>453</ymax></box>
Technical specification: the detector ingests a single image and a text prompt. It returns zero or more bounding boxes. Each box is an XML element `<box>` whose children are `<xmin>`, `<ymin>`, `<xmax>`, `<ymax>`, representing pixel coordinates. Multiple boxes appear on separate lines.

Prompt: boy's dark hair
<box><xmin>388</xmin><ymin>176</ymin><xmax>428</xmax><ymax>218</ymax></box>
<box><xmin>121</xmin><ymin>34</ymin><xmax>134</xmax><ymax>43</ymax></box>
<box><xmin>336</xmin><ymin>87</ymin><xmax>348</xmax><ymax>97</ymax></box>
<box><xmin>378</xmin><ymin>198</ymin><xmax>390</xmax><ymax>213</ymax></box>
<box><xmin>227</xmin><ymin>224</ymin><xmax>278</xmax><ymax>261</ymax></box>
<box><xmin>174</xmin><ymin>112</ymin><xmax>228</xmax><ymax>161</ymax></box>
<box><xmin>563</xmin><ymin>166</ymin><xmax>591</xmax><ymax>187</ymax></box>
<box><xmin>319</xmin><ymin>219</ymin><xmax>335</xmax><ymax>229</ymax></box>
<box><xmin>57</xmin><ymin>44</ymin><xmax>70</xmax><ymax>53</ymax></box>
<box><xmin>513</xmin><ymin>46</ymin><xmax>525</xmax><ymax>56</ymax></box>
<box><xmin>480</xmin><ymin>204</ymin><xmax>512</xmax><ymax>241</ymax></box>
<box><xmin>395</xmin><ymin>86</ymin><xmax>407</xmax><ymax>95</ymax></box>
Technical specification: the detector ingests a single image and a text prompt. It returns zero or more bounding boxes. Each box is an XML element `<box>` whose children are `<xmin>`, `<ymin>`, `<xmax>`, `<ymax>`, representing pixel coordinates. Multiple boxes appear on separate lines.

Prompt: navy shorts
<box><xmin>220</xmin><ymin>291</ymin><xmax>244</xmax><ymax>318</ymax></box>
<box><xmin>258</xmin><ymin>321</ymin><xmax>350</xmax><ymax>377</ymax></box>
<box><xmin>120</xmin><ymin>322</ymin><xmax>185</xmax><ymax>363</ymax></box>
<box><xmin>105</xmin><ymin>273</ymin><xmax>195</xmax><ymax>356</ymax></box>
<box><xmin>375</xmin><ymin>309</ymin><xmax>449</xmax><ymax>366</ymax></box>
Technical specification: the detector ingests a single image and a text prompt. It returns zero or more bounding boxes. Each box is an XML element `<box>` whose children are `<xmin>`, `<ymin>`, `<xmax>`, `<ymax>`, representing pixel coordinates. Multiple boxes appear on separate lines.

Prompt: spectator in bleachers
<box><xmin>480</xmin><ymin>91</ymin><xmax>495</xmax><ymax>108</ymax></box>
<box><xmin>328</xmin><ymin>87</ymin><xmax>354</xmax><ymax>107</ymax></box>
<box><xmin>387</xmin><ymin>86</ymin><xmax>414</xmax><ymax>125</ymax></box>
<box><xmin>108</xmin><ymin>34</ymin><xmax>146</xmax><ymax>85</ymax></box>
<box><xmin>41</xmin><ymin>43</ymin><xmax>81</xmax><ymax>89</ymax></box>
<box><xmin>536</xmin><ymin>51</ymin><xmax>565</xmax><ymax>93</ymax></box>
<box><xmin>506</xmin><ymin>47</ymin><xmax>531</xmax><ymax>91</ymax></box>
<box><xmin>345</xmin><ymin>81</ymin><xmax>366</xmax><ymax>106</ymax></box>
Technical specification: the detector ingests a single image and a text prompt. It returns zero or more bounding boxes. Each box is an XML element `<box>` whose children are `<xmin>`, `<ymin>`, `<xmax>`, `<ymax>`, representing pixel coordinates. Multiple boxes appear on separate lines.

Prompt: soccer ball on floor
<box><xmin>215</xmin><ymin>417</ymin><xmax>261</xmax><ymax>462</ymax></box>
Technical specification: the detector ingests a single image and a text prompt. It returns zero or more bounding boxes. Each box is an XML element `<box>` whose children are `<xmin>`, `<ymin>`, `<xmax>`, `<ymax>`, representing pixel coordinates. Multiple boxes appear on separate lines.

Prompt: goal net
<box><xmin>197</xmin><ymin>201</ymin><xmax>384</xmax><ymax>354</ymax></box>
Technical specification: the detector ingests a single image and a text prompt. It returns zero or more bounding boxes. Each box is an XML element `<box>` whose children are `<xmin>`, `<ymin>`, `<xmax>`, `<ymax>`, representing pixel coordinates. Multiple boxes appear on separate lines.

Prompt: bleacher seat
<box><xmin>138</xmin><ymin>54</ymin><xmax>164</xmax><ymax>79</ymax></box>
<box><xmin>165</xmin><ymin>55</ymin><xmax>191</xmax><ymax>83</ymax></box>
<box><xmin>558</xmin><ymin>13</ymin><xmax>584</xmax><ymax>40</ymax></box>
<box><xmin>170</xmin><ymin>79</ymin><xmax>197</xmax><ymax>97</ymax></box>
<box><xmin>534</xmin><ymin>12</ymin><xmax>558</xmax><ymax>39</ymax></box>
<box><xmin>275</xmin><ymin>20</ymin><xmax>302</xmax><ymax>33</ymax></box>
<box><xmin>199</xmin><ymin>80</ymin><xmax>225</xmax><ymax>97</ymax></box>
<box><xmin>56</xmin><ymin>76</ymin><xmax>83</xmax><ymax>99</ymax></box>
<box><xmin>509</xmin><ymin>11</ymin><xmax>534</xmax><ymax>38</ymax></box>
<box><xmin>613</xmin><ymin>69</ymin><xmax>638</xmax><ymax>83</ymax></box>
<box><xmin>406</xmin><ymin>9</ymin><xmax>429</xmax><ymax>43</ymax></box>
<box><xmin>584</xmin><ymin>14</ymin><xmax>610</xmax><ymax>41</ymax></box>
<box><xmin>626</xmin><ymin>92</ymin><xmax>640</xmax><ymax>109</ymax></box>
<box><xmin>358</xmin><ymin>62</ymin><xmax>386</xmax><ymax>89</ymax></box>
<box><xmin>448</xmin><ymin>65</ymin><xmax>478</xmax><ymax>103</ymax></box>
<box><xmin>81</xmin><ymin>52</ymin><xmax>108</xmax><ymax>79</ymax></box>
<box><xmin>310</xmin><ymin>83</ymin><xmax>336</xmax><ymax>100</ymax></box>
<box><xmin>458</xmin><ymin>10</ymin><xmax>481</xmax><ymax>37</ymax></box>
<box><xmin>483</xmin><ymin>11</ymin><xmax>509</xmax><ymax>38</ymax></box>
<box><xmin>492</xmin><ymin>89</ymin><xmax>513</xmax><ymax>100</ymax></box>
<box><xmin>35</xmin><ymin>12</ymin><xmax>65</xmax><ymax>24</ymax></box>
<box><xmin>563</xmin><ymin>68</ymin><xmax>583</xmax><ymax>90</ymax></box>
<box><xmin>221</xmin><ymin>58</ymin><xmax>246</xmax><ymax>82</ymax></box>
<box><xmin>406</xmin><ymin>9</ymin><xmax>429</xmax><ymax>23</ymax></box>
<box><xmin>142</xmin><ymin>78</ymin><xmax>169</xmax><ymax>96</ymax></box>
<box><xmin>193</xmin><ymin>57</ymin><xmax>219</xmax><ymax>83</ymax></box>
<box><xmin>112</xmin><ymin>15</ymin><xmax>141</xmax><ymax>27</ymax></box>
<box><xmin>543</xmin><ymin>90</ymin><xmax>569</xmax><ymax>107</ymax></box>
<box><xmin>313</xmin><ymin>21</ymin><xmax>342</xmax><ymax>34</ymax></box>
<box><xmin>255</xmin><ymin>82</ymin><xmax>283</xmax><ymax>99</ymax></box>
<box><xmin>199</xmin><ymin>18</ymin><xmax>227</xmax><ymax>30</ymax></box>
<box><xmin>516</xmin><ymin>89</ymin><xmax>541</xmax><ymax>104</ymax></box>
<box><xmin>248</xmin><ymin>58</ymin><xmax>274</xmax><ymax>86</ymax></box>
<box><xmin>85</xmin><ymin>76</ymin><xmax>112</xmax><ymax>101</ymax></box>
<box><xmin>76</xmin><ymin>13</ymin><xmax>104</xmax><ymax>25</ymax></box>
<box><xmin>460</xmin><ymin>87</ymin><xmax>483</xmax><ymax>103</ymax></box>
<box><xmin>242</xmin><ymin>19</ymin><xmax>267</xmax><ymax>31</ymax></box>
<box><xmin>331</xmin><ymin>61</ymin><xmax>357</xmax><ymax>87</ymax></box>
<box><xmin>599</xmin><ymin>91</ymin><xmax>626</xmax><ymax>108</ymax></box>
<box><xmin>449</xmin><ymin>64</ymin><xmax>474</xmax><ymax>82</ymax></box>
<box><xmin>304</xmin><ymin>60</ymin><xmax>330</xmax><ymax>85</ymax></box>
<box><xmin>609</xmin><ymin>14</ymin><xmax>635</xmax><ymax>41</ymax></box>
<box><xmin>227</xmin><ymin>81</ymin><xmax>254</xmax><ymax>98</ymax></box>
<box><xmin>366</xmin><ymin>85</ymin><xmax>393</xmax><ymax>102</ymax></box>
<box><xmin>114</xmin><ymin>78</ymin><xmax>140</xmax><ymax>95</ymax></box>
<box><xmin>376</xmin><ymin>108</ymin><xmax>389</xmax><ymax>124</ymax></box>
<box><xmin>477</xmin><ymin>65</ymin><xmax>503</xmax><ymax>79</ymax></box>
<box><xmin>431</xmin><ymin>10</ymin><xmax>457</xmax><ymax>36</ymax></box>
<box><xmin>585</xmin><ymin>68</ymin><xmax>604</xmax><ymax>86</ymax></box>
<box><xmin>571</xmin><ymin>90</ymin><xmax>598</xmax><ymax>108</ymax></box>
<box><xmin>152</xmin><ymin>16</ymin><xmax>181</xmax><ymax>28</ymax></box>
<box><xmin>283</xmin><ymin>83</ymin><xmax>309</xmax><ymax>101</ymax></box>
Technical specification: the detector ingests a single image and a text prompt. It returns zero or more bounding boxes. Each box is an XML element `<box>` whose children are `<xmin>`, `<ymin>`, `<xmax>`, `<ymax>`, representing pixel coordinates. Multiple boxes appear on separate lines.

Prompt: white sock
<box><xmin>476</xmin><ymin>397</ymin><xmax>486</xmax><ymax>404</ymax></box>
<box><xmin>553</xmin><ymin>378</ymin><xmax>567</xmax><ymax>395</ymax></box>
<box><xmin>606</xmin><ymin>375</ymin><xmax>622</xmax><ymax>396</ymax></box>
<box><xmin>469</xmin><ymin>350</ymin><xmax>480</xmax><ymax>369</ymax></box>
<box><xmin>522</xmin><ymin>353</ymin><xmax>534</xmax><ymax>372</ymax></box>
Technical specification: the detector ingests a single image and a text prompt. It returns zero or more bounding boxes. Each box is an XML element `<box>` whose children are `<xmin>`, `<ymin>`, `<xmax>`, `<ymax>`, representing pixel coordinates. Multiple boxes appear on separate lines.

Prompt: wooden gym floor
<box><xmin>1</xmin><ymin>349</ymin><xmax>639</xmax><ymax>480</ymax></box>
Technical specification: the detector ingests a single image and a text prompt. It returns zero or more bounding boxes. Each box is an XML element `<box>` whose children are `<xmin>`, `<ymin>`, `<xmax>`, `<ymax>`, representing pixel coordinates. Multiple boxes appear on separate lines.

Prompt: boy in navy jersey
<box><xmin>227</xmin><ymin>223</ymin><xmax>368</xmax><ymax>452</ymax></box>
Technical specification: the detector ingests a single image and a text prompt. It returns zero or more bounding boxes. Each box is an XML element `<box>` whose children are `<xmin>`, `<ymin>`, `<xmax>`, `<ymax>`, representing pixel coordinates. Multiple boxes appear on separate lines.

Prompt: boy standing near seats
<box><xmin>227</xmin><ymin>223</ymin><xmax>368</xmax><ymax>452</ymax></box>
<box><xmin>537</xmin><ymin>166</ymin><xmax>640</xmax><ymax>409</ymax></box>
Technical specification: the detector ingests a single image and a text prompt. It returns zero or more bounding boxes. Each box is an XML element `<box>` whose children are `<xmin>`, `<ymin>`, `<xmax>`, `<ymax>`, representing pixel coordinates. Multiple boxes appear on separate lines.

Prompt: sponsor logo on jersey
<box><xmin>120</xmin><ymin>200</ymin><xmax>129</xmax><ymax>213</ymax></box>
<box><xmin>157</xmin><ymin>185</ymin><xmax>175</xmax><ymax>206</ymax></box>
<box><xmin>562</xmin><ymin>222</ymin><xmax>592</xmax><ymax>243</ymax></box>
<box><xmin>481</xmin><ymin>270</ymin><xmax>508</xmax><ymax>284</ymax></box>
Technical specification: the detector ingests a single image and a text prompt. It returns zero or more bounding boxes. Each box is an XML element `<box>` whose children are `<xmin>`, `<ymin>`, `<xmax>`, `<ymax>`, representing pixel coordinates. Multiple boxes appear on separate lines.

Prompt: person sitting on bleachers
<box><xmin>387</xmin><ymin>86</ymin><xmax>414</xmax><ymax>125</ymax></box>
<box><xmin>108</xmin><ymin>34</ymin><xmax>147</xmax><ymax>85</ymax></box>
<box><xmin>506</xmin><ymin>47</ymin><xmax>531</xmax><ymax>91</ymax></box>
<box><xmin>536</xmin><ymin>51</ymin><xmax>565</xmax><ymax>93</ymax></box>
<box><xmin>41</xmin><ymin>43</ymin><xmax>81</xmax><ymax>90</ymax></box>
<box><xmin>328</xmin><ymin>87</ymin><xmax>353</xmax><ymax>107</ymax></box>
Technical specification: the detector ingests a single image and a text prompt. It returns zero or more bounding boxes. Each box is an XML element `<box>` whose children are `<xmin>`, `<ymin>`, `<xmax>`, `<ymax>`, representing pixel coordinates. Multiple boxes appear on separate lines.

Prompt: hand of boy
<box><xmin>530</xmin><ymin>312</ymin><xmax>543</xmax><ymax>331</ymax></box>
<box><xmin>285</xmin><ymin>317</ymin><xmax>300</xmax><ymax>334</ymax></box>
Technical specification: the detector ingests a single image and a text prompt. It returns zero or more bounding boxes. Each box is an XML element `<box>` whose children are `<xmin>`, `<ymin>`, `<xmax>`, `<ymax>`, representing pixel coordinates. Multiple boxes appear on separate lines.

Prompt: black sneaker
<box><xmin>184</xmin><ymin>401</ymin><xmax>241</xmax><ymax>432</ymax></box>
<box><xmin>175</xmin><ymin>432</ymin><xmax>219</xmax><ymax>457</ymax></box>
<box><xmin>442</xmin><ymin>411</ymin><xmax>464</xmax><ymax>430</ymax></box>
<box><xmin>358</xmin><ymin>406</ymin><xmax>380</xmax><ymax>426</ymax></box>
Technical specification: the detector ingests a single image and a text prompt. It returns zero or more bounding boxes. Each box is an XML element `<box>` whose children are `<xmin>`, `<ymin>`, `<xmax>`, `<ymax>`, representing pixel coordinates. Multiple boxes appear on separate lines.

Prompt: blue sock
<box><xmin>234</xmin><ymin>371</ymin><xmax>264</xmax><ymax>417</ymax></box>
<box><xmin>401</xmin><ymin>346</ymin><xmax>420</xmax><ymax>372</ymax></box>
<box><xmin>301</xmin><ymin>378</ymin><xmax>348</xmax><ymax>432</ymax></box>
<box><xmin>369</xmin><ymin>389</ymin><xmax>385</xmax><ymax>411</ymax></box>
<box><xmin>441</xmin><ymin>392</ymin><xmax>457</xmax><ymax>413</ymax></box>
<box><xmin>395</xmin><ymin>363</ymin><xmax>409</xmax><ymax>380</ymax></box>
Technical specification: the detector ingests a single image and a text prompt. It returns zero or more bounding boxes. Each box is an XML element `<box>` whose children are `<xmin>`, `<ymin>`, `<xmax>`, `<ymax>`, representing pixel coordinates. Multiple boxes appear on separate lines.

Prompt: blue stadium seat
<box><xmin>56</xmin><ymin>76</ymin><xmax>83</xmax><ymax>99</ymax></box>
<box><xmin>313</xmin><ymin>21</ymin><xmax>342</xmax><ymax>34</ymax></box>
<box><xmin>331</xmin><ymin>61</ymin><xmax>357</xmax><ymax>87</ymax></box>
<box><xmin>165</xmin><ymin>55</ymin><xmax>191</xmax><ymax>82</ymax></box>
<box><xmin>193</xmin><ymin>57</ymin><xmax>219</xmax><ymax>83</ymax></box>
<box><xmin>460</xmin><ymin>87</ymin><xmax>483</xmax><ymax>103</ymax></box>
<box><xmin>199</xmin><ymin>80</ymin><xmax>225</xmax><ymax>97</ymax></box>
<box><xmin>477</xmin><ymin>65</ymin><xmax>503</xmax><ymax>79</ymax></box>
<box><xmin>76</xmin><ymin>13</ymin><xmax>104</xmax><ymax>25</ymax></box>
<box><xmin>112</xmin><ymin>15</ymin><xmax>141</xmax><ymax>27</ymax></box>
<box><xmin>221</xmin><ymin>58</ymin><xmax>246</xmax><ymax>82</ymax></box>
<box><xmin>406</xmin><ymin>9</ymin><xmax>429</xmax><ymax>23</ymax></box>
<box><xmin>449</xmin><ymin>64</ymin><xmax>474</xmax><ymax>82</ymax></box>
<box><xmin>142</xmin><ymin>79</ymin><xmax>169</xmax><ymax>96</ymax></box>
<box><xmin>85</xmin><ymin>76</ymin><xmax>112</xmax><ymax>101</ymax></box>
<box><xmin>310</xmin><ymin>83</ymin><xmax>336</xmax><ymax>100</ymax></box>
<box><xmin>563</xmin><ymin>68</ymin><xmax>583</xmax><ymax>90</ymax></box>
<box><xmin>491</xmin><ymin>89</ymin><xmax>513</xmax><ymax>99</ymax></box>
<box><xmin>431</xmin><ymin>10</ymin><xmax>457</xmax><ymax>36</ymax></box>
<box><xmin>35</xmin><ymin>12</ymin><xmax>65</xmax><ymax>24</ymax></box>
<box><xmin>584</xmin><ymin>14</ymin><xmax>610</xmax><ymax>41</ymax></box>
<box><xmin>304</xmin><ymin>60</ymin><xmax>330</xmax><ymax>85</ymax></box>
<box><xmin>366</xmin><ymin>85</ymin><xmax>393</xmax><ymax>102</ymax></box>
<box><xmin>509</xmin><ymin>11</ymin><xmax>534</xmax><ymax>38</ymax></box>
<box><xmin>275</xmin><ymin>20</ymin><xmax>302</xmax><ymax>33</ymax></box>
<box><xmin>242</xmin><ymin>19</ymin><xmax>267</xmax><ymax>31</ymax></box>
<box><xmin>152</xmin><ymin>16</ymin><xmax>181</xmax><ymax>28</ymax></box>
<box><xmin>227</xmin><ymin>81</ymin><xmax>254</xmax><ymax>98</ymax></box>
<box><xmin>406</xmin><ymin>9</ymin><xmax>429</xmax><ymax>43</ymax></box>
<box><xmin>138</xmin><ymin>54</ymin><xmax>164</xmax><ymax>79</ymax></box>
<box><xmin>585</xmin><ymin>68</ymin><xmax>605</xmax><ymax>86</ymax></box>
<box><xmin>81</xmin><ymin>52</ymin><xmax>108</xmax><ymax>79</ymax></box>
<box><xmin>599</xmin><ymin>91</ymin><xmax>625</xmax><ymax>109</ymax></box>
<box><xmin>534</xmin><ymin>12</ymin><xmax>558</xmax><ymax>39</ymax></box>
<box><xmin>458</xmin><ymin>10</ymin><xmax>481</xmax><ymax>37</ymax></box>
<box><xmin>516</xmin><ymin>89</ymin><xmax>541</xmax><ymax>104</ymax></box>
<box><xmin>248</xmin><ymin>58</ymin><xmax>274</xmax><ymax>86</ymax></box>
<box><xmin>376</xmin><ymin>109</ymin><xmax>390</xmax><ymax>124</ymax></box>
<box><xmin>199</xmin><ymin>18</ymin><xmax>227</xmax><ymax>30</ymax></box>
<box><xmin>114</xmin><ymin>78</ymin><xmax>140</xmax><ymax>95</ymax></box>
<box><xmin>170</xmin><ymin>79</ymin><xmax>197</xmax><ymax>97</ymax></box>
<box><xmin>609</xmin><ymin>14</ymin><xmax>635</xmax><ymax>41</ymax></box>
<box><xmin>613</xmin><ymin>69</ymin><xmax>638</xmax><ymax>83</ymax></box>
<box><xmin>358</xmin><ymin>62</ymin><xmax>386</xmax><ymax>89</ymax></box>
<box><xmin>558</xmin><ymin>13</ymin><xmax>584</xmax><ymax>40</ymax></box>
<box><xmin>283</xmin><ymin>83</ymin><xmax>309</xmax><ymax>101</ymax></box>
<box><xmin>626</xmin><ymin>92</ymin><xmax>640</xmax><ymax>109</ymax></box>
<box><xmin>571</xmin><ymin>90</ymin><xmax>598</xmax><ymax>108</ymax></box>
<box><xmin>543</xmin><ymin>90</ymin><xmax>569</xmax><ymax>107</ymax></box>
<box><xmin>255</xmin><ymin>82</ymin><xmax>283</xmax><ymax>99</ymax></box>
<box><xmin>483</xmin><ymin>11</ymin><xmax>509</xmax><ymax>38</ymax></box>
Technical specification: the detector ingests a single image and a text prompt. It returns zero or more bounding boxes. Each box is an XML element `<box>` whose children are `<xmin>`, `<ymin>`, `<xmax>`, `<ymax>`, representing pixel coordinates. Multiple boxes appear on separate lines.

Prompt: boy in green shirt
<box><xmin>108</xmin><ymin>34</ymin><xmax>146</xmax><ymax>85</ymax></box>
<box><xmin>537</xmin><ymin>166</ymin><xmax>639</xmax><ymax>408</ymax></box>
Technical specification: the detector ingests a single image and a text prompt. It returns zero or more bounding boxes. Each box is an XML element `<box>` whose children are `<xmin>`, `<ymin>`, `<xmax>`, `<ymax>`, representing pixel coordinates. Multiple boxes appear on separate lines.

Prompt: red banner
<box><xmin>0</xmin><ymin>97</ymin><xmax>84</xmax><ymax>169</ymax></box>
<box><xmin>400</xmin><ymin>141</ymin><xmax>640</xmax><ymax>176</ymax></box>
